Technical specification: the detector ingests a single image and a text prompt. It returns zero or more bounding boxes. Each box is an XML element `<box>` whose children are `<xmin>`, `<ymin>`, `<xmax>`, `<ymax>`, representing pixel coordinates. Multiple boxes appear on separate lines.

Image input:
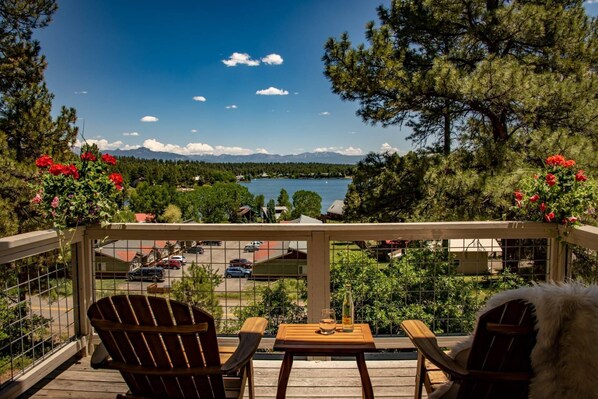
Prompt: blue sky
<box><xmin>36</xmin><ymin>1</ymin><xmax>598</xmax><ymax>157</ymax></box>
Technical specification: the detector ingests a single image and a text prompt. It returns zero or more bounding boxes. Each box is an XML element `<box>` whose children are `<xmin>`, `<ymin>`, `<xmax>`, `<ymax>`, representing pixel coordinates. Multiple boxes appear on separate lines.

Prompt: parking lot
<box><xmin>121</xmin><ymin>240</ymin><xmax>264</xmax><ymax>293</ymax></box>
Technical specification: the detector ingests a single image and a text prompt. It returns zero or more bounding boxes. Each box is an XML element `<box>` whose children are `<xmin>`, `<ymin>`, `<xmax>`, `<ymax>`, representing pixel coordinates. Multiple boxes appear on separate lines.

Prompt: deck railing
<box><xmin>1</xmin><ymin>221</ymin><xmax>597</xmax><ymax>398</ymax></box>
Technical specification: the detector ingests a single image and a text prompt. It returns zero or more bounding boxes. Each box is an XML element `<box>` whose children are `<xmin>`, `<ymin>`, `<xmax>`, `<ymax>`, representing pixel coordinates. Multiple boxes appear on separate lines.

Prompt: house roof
<box><xmin>95</xmin><ymin>239</ymin><xmax>170</xmax><ymax>263</ymax></box>
<box><xmin>134</xmin><ymin>213</ymin><xmax>155</xmax><ymax>223</ymax></box>
<box><xmin>238</xmin><ymin>205</ymin><xmax>253</xmax><ymax>216</ymax></box>
<box><xmin>327</xmin><ymin>200</ymin><xmax>345</xmax><ymax>215</ymax></box>
<box><xmin>287</xmin><ymin>215</ymin><xmax>322</xmax><ymax>224</ymax></box>
<box><xmin>251</xmin><ymin>240</ymin><xmax>307</xmax><ymax>265</ymax></box>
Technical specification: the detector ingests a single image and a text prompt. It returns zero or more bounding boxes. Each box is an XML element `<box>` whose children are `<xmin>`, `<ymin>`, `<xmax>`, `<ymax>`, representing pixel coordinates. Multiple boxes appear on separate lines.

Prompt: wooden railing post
<box><xmin>72</xmin><ymin>227</ymin><xmax>94</xmax><ymax>355</ymax></box>
<box><xmin>307</xmin><ymin>230</ymin><xmax>330</xmax><ymax>323</ymax></box>
<box><xmin>548</xmin><ymin>238</ymin><xmax>567</xmax><ymax>282</ymax></box>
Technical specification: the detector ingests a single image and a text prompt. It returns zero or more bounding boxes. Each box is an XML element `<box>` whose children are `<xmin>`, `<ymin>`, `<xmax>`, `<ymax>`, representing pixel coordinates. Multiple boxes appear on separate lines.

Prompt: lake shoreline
<box><xmin>239</xmin><ymin>178</ymin><xmax>352</xmax><ymax>213</ymax></box>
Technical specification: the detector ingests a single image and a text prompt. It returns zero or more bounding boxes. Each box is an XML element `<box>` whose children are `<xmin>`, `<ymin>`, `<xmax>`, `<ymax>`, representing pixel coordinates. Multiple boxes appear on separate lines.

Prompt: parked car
<box><xmin>199</xmin><ymin>240</ymin><xmax>222</xmax><ymax>246</ymax></box>
<box><xmin>248</xmin><ymin>241</ymin><xmax>262</xmax><ymax>247</ymax></box>
<box><xmin>127</xmin><ymin>267</ymin><xmax>165</xmax><ymax>282</ymax></box>
<box><xmin>185</xmin><ymin>245</ymin><xmax>205</xmax><ymax>254</ymax></box>
<box><xmin>159</xmin><ymin>259</ymin><xmax>182</xmax><ymax>269</ymax></box>
<box><xmin>243</xmin><ymin>244</ymin><xmax>259</xmax><ymax>252</ymax></box>
<box><xmin>229</xmin><ymin>258</ymin><xmax>253</xmax><ymax>269</ymax></box>
<box><xmin>225</xmin><ymin>266</ymin><xmax>252</xmax><ymax>278</ymax></box>
<box><xmin>170</xmin><ymin>255</ymin><xmax>187</xmax><ymax>265</ymax></box>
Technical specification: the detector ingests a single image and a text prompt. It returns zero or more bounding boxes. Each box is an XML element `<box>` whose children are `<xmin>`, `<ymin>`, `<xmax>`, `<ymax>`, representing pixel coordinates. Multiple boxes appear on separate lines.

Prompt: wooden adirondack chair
<box><xmin>401</xmin><ymin>299</ymin><xmax>536</xmax><ymax>399</ymax></box>
<box><xmin>88</xmin><ymin>295</ymin><xmax>267</xmax><ymax>399</ymax></box>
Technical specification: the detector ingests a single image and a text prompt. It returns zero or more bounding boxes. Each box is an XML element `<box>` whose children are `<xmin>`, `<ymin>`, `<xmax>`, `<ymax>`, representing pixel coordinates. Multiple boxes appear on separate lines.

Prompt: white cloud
<box><xmin>313</xmin><ymin>146</ymin><xmax>364</xmax><ymax>156</ymax></box>
<box><xmin>123</xmin><ymin>132</ymin><xmax>139</xmax><ymax>136</ymax></box>
<box><xmin>77</xmin><ymin>139</ymin><xmax>140</xmax><ymax>151</ymax></box>
<box><xmin>256</xmin><ymin>87</ymin><xmax>289</xmax><ymax>96</ymax></box>
<box><xmin>584</xmin><ymin>1</ymin><xmax>598</xmax><ymax>4</ymax></box>
<box><xmin>380</xmin><ymin>142</ymin><xmax>400</xmax><ymax>154</ymax></box>
<box><xmin>261</xmin><ymin>53</ymin><xmax>283</xmax><ymax>65</ymax></box>
<box><xmin>255</xmin><ymin>148</ymin><xmax>270</xmax><ymax>154</ymax></box>
<box><xmin>140</xmin><ymin>116</ymin><xmax>159</xmax><ymax>122</ymax></box>
<box><xmin>294</xmin><ymin>92</ymin><xmax>299</xmax><ymax>95</ymax></box>
<box><xmin>193</xmin><ymin>96</ymin><xmax>206</xmax><ymax>102</ymax></box>
<box><xmin>226</xmin><ymin>104</ymin><xmax>238</xmax><ymax>109</ymax></box>
<box><xmin>222</xmin><ymin>52</ymin><xmax>260</xmax><ymax>67</ymax></box>
<box><xmin>191</xmin><ymin>129</ymin><xmax>197</xmax><ymax>133</ymax></box>
<box><xmin>74</xmin><ymin>91</ymin><xmax>88</xmax><ymax>94</ymax></box>
<box><xmin>142</xmin><ymin>139</ymin><xmax>255</xmax><ymax>156</ymax></box>
<box><xmin>319</xmin><ymin>111</ymin><xmax>330</xmax><ymax>116</ymax></box>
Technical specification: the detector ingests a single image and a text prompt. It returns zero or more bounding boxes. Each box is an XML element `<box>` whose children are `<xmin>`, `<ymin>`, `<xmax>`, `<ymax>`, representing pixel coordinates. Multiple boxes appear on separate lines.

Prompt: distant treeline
<box><xmin>114</xmin><ymin>157</ymin><xmax>355</xmax><ymax>187</ymax></box>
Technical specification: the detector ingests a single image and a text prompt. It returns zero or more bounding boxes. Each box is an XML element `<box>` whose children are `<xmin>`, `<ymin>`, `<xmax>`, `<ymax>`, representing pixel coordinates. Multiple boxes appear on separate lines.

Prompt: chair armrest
<box><xmin>90</xmin><ymin>341</ymin><xmax>110</xmax><ymax>369</ymax></box>
<box><xmin>401</xmin><ymin>320</ymin><xmax>469</xmax><ymax>380</ymax></box>
<box><xmin>221</xmin><ymin>317</ymin><xmax>267</xmax><ymax>374</ymax></box>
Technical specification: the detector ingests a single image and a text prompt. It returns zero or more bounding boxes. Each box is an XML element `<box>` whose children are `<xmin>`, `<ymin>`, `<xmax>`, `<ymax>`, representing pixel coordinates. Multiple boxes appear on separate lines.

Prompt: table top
<box><xmin>273</xmin><ymin>324</ymin><xmax>375</xmax><ymax>354</ymax></box>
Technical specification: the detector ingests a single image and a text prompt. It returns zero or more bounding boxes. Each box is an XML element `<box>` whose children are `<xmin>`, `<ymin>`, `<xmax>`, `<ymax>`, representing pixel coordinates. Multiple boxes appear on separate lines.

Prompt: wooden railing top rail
<box><xmin>85</xmin><ymin>221</ymin><xmax>558</xmax><ymax>241</ymax></box>
<box><xmin>0</xmin><ymin>227</ymin><xmax>84</xmax><ymax>264</ymax></box>
<box><xmin>563</xmin><ymin>225</ymin><xmax>598</xmax><ymax>252</ymax></box>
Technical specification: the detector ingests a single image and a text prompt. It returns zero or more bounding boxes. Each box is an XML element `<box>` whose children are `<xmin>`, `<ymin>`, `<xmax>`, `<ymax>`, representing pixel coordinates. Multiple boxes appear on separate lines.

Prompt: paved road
<box><xmin>29</xmin><ymin>241</ymin><xmax>266</xmax><ymax>329</ymax></box>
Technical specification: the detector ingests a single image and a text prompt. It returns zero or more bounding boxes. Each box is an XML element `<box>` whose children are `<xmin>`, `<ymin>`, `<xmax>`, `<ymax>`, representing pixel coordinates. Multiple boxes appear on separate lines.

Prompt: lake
<box><xmin>239</xmin><ymin>178</ymin><xmax>352</xmax><ymax>213</ymax></box>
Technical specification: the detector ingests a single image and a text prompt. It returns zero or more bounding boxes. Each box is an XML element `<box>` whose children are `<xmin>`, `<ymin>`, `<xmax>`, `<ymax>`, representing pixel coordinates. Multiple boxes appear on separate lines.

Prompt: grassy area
<box><xmin>95</xmin><ymin>279</ymin><xmax>128</xmax><ymax>298</ymax></box>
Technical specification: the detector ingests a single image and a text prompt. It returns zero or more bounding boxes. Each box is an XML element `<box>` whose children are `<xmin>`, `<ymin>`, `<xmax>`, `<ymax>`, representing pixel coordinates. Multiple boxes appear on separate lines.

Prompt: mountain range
<box><xmin>103</xmin><ymin>147</ymin><xmax>364</xmax><ymax>164</ymax></box>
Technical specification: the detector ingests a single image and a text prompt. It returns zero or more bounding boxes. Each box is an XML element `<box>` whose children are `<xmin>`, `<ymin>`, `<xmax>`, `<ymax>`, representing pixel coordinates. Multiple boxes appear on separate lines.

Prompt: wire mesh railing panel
<box><xmin>92</xmin><ymin>238</ymin><xmax>306</xmax><ymax>335</ymax></box>
<box><xmin>330</xmin><ymin>238</ymin><xmax>550</xmax><ymax>336</ymax></box>
<box><xmin>569</xmin><ymin>244</ymin><xmax>598</xmax><ymax>284</ymax></box>
<box><xmin>0</xmin><ymin>249</ymin><xmax>76</xmax><ymax>388</ymax></box>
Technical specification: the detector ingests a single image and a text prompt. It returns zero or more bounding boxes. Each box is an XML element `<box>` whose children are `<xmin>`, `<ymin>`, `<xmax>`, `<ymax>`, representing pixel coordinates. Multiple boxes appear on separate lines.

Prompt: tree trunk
<box><xmin>443</xmin><ymin>106</ymin><xmax>451</xmax><ymax>156</ymax></box>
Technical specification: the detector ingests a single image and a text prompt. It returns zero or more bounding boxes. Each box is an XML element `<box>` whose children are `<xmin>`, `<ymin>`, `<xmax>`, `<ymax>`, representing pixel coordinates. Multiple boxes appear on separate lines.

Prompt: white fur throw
<box><xmin>430</xmin><ymin>282</ymin><xmax>598</xmax><ymax>399</ymax></box>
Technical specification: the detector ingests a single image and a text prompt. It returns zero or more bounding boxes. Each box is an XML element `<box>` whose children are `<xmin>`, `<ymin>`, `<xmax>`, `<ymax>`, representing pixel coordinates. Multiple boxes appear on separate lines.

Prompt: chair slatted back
<box><xmin>88</xmin><ymin>295</ymin><xmax>226</xmax><ymax>399</ymax></box>
<box><xmin>459</xmin><ymin>299</ymin><xmax>536</xmax><ymax>399</ymax></box>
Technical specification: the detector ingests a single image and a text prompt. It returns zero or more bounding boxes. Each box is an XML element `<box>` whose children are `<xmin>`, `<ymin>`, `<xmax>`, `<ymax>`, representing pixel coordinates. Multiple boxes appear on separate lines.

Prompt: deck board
<box><xmin>21</xmin><ymin>357</ymin><xmax>425</xmax><ymax>398</ymax></box>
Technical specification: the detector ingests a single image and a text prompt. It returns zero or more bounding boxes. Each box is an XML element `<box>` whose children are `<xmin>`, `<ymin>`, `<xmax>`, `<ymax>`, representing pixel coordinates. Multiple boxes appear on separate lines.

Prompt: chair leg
<box><xmin>414</xmin><ymin>351</ymin><xmax>425</xmax><ymax>399</ymax></box>
<box><xmin>246</xmin><ymin>360</ymin><xmax>255</xmax><ymax>399</ymax></box>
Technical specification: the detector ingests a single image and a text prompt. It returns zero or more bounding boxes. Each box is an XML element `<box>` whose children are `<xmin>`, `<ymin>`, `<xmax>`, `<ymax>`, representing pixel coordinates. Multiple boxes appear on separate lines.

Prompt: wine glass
<box><xmin>319</xmin><ymin>308</ymin><xmax>336</xmax><ymax>335</ymax></box>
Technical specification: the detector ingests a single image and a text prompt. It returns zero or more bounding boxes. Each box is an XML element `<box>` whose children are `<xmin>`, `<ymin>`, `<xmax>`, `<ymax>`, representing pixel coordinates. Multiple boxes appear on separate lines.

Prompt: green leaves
<box><xmin>330</xmin><ymin>246</ymin><xmax>482</xmax><ymax>335</ymax></box>
<box><xmin>291</xmin><ymin>190</ymin><xmax>322</xmax><ymax>219</ymax></box>
<box><xmin>323</xmin><ymin>0</ymin><xmax>598</xmax><ymax>151</ymax></box>
<box><xmin>0</xmin><ymin>0</ymin><xmax>77</xmax><ymax>235</ymax></box>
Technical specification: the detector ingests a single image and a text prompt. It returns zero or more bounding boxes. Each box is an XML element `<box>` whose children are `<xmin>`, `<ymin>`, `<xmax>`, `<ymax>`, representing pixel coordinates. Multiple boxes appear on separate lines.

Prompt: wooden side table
<box><xmin>273</xmin><ymin>323</ymin><xmax>376</xmax><ymax>399</ymax></box>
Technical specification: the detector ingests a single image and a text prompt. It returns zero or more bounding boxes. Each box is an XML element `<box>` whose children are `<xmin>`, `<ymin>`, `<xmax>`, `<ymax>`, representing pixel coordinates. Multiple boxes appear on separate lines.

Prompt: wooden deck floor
<box><xmin>20</xmin><ymin>356</ymin><xmax>423</xmax><ymax>398</ymax></box>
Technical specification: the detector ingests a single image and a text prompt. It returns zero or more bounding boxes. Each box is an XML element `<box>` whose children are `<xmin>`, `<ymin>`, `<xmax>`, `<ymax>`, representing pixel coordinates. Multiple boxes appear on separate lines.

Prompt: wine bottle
<box><xmin>342</xmin><ymin>284</ymin><xmax>354</xmax><ymax>332</ymax></box>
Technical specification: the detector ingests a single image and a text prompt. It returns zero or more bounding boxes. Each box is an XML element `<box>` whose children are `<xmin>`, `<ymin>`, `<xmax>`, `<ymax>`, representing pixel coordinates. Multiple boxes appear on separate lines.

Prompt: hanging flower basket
<box><xmin>31</xmin><ymin>144</ymin><xmax>123</xmax><ymax>231</ymax></box>
<box><xmin>512</xmin><ymin>155</ymin><xmax>596</xmax><ymax>227</ymax></box>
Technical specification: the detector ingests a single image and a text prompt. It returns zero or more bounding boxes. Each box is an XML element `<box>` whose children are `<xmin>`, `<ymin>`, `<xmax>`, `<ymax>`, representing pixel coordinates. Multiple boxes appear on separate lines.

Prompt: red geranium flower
<box><xmin>48</xmin><ymin>164</ymin><xmax>66</xmax><ymax>176</ymax></box>
<box><xmin>563</xmin><ymin>216</ymin><xmax>578</xmax><ymax>224</ymax></box>
<box><xmin>35</xmin><ymin>155</ymin><xmax>53</xmax><ymax>168</ymax></box>
<box><xmin>529</xmin><ymin>194</ymin><xmax>540</xmax><ymax>203</ymax></box>
<box><xmin>101</xmin><ymin>153</ymin><xmax>117</xmax><ymax>165</ymax></box>
<box><xmin>109</xmin><ymin>173</ymin><xmax>124</xmax><ymax>190</ymax></box>
<box><xmin>544</xmin><ymin>212</ymin><xmax>555</xmax><ymax>222</ymax></box>
<box><xmin>540</xmin><ymin>203</ymin><xmax>546</xmax><ymax>212</ymax></box>
<box><xmin>81</xmin><ymin>152</ymin><xmax>97</xmax><ymax>162</ymax></box>
<box><xmin>64</xmin><ymin>164</ymin><xmax>80</xmax><ymax>179</ymax></box>
<box><xmin>575</xmin><ymin>170</ymin><xmax>587</xmax><ymax>182</ymax></box>
<box><xmin>514</xmin><ymin>190</ymin><xmax>524</xmax><ymax>201</ymax></box>
<box><xmin>563</xmin><ymin>159</ymin><xmax>576</xmax><ymax>168</ymax></box>
<box><xmin>546</xmin><ymin>155</ymin><xmax>566</xmax><ymax>166</ymax></box>
<box><xmin>546</xmin><ymin>173</ymin><xmax>557</xmax><ymax>187</ymax></box>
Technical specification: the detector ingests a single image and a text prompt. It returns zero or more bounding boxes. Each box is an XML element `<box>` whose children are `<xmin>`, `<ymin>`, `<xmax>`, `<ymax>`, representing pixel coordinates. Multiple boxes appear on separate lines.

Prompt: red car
<box><xmin>159</xmin><ymin>259</ymin><xmax>182</xmax><ymax>269</ymax></box>
<box><xmin>229</xmin><ymin>258</ymin><xmax>253</xmax><ymax>269</ymax></box>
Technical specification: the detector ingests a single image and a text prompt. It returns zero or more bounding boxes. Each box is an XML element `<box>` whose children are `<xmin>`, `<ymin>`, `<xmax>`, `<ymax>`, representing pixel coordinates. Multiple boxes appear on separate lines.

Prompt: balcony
<box><xmin>1</xmin><ymin>221</ymin><xmax>596</xmax><ymax>398</ymax></box>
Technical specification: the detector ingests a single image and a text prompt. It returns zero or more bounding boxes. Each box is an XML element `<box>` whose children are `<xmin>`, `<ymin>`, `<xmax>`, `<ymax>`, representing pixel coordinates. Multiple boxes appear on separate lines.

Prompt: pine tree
<box><xmin>323</xmin><ymin>0</ymin><xmax>598</xmax><ymax>154</ymax></box>
<box><xmin>0</xmin><ymin>0</ymin><xmax>78</xmax><ymax>236</ymax></box>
